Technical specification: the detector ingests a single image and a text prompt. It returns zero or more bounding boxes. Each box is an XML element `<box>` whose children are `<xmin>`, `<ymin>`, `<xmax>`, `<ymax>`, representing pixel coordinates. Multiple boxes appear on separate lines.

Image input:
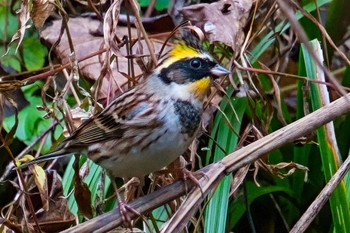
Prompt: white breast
<box><xmin>95</xmin><ymin>103</ymin><xmax>196</xmax><ymax>178</ymax></box>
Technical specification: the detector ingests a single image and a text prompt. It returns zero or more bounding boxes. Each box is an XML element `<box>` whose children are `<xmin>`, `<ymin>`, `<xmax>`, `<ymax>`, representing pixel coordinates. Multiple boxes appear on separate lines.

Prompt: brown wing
<box><xmin>60</xmin><ymin>90</ymin><xmax>164</xmax><ymax>149</ymax></box>
<box><xmin>65</xmin><ymin>113</ymin><xmax>124</xmax><ymax>146</ymax></box>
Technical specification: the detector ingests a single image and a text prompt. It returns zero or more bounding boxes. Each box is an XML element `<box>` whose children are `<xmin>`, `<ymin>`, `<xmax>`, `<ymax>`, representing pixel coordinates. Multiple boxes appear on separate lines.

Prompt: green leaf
<box><xmin>63</xmin><ymin>156</ymin><xmax>114</xmax><ymax>217</ymax></box>
<box><xmin>22</xmin><ymin>37</ymin><xmax>47</xmax><ymax>71</ymax></box>
<box><xmin>138</xmin><ymin>0</ymin><xmax>170</xmax><ymax>10</ymax></box>
<box><xmin>0</xmin><ymin>45</ymin><xmax>21</xmax><ymax>72</ymax></box>
<box><xmin>2</xmin><ymin>84</ymin><xmax>59</xmax><ymax>153</ymax></box>
<box><xmin>300</xmin><ymin>40</ymin><xmax>350</xmax><ymax>232</ymax></box>
<box><xmin>204</xmin><ymin>94</ymin><xmax>247</xmax><ymax>233</ymax></box>
<box><xmin>0</xmin><ymin>4</ymin><xmax>19</xmax><ymax>38</ymax></box>
<box><xmin>138</xmin><ymin>0</ymin><xmax>150</xmax><ymax>7</ymax></box>
<box><xmin>154</xmin><ymin>0</ymin><xmax>169</xmax><ymax>10</ymax></box>
<box><xmin>147</xmin><ymin>205</ymin><xmax>172</xmax><ymax>232</ymax></box>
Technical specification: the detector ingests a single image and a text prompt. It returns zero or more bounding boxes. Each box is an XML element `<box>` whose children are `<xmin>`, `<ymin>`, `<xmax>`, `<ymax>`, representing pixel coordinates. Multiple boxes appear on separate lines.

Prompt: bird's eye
<box><xmin>190</xmin><ymin>59</ymin><xmax>201</xmax><ymax>69</ymax></box>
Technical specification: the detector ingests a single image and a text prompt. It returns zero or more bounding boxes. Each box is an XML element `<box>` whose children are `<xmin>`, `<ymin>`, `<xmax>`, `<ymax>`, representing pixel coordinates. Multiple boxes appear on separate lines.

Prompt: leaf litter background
<box><xmin>1</xmin><ymin>0</ymin><xmax>350</xmax><ymax>232</ymax></box>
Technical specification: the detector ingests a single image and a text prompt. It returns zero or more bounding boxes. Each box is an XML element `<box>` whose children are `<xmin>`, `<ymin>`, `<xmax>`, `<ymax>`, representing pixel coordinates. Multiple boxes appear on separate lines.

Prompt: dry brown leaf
<box><xmin>74</xmin><ymin>0</ymin><xmax>108</xmax><ymax>6</ymax></box>
<box><xmin>5</xmin><ymin>0</ymin><xmax>30</xmax><ymax>55</ymax></box>
<box><xmin>181</xmin><ymin>0</ymin><xmax>253</xmax><ymax>51</ymax></box>
<box><xmin>34</xmin><ymin>170</ymin><xmax>76</xmax><ymax>232</ymax></box>
<box><xmin>268</xmin><ymin>161</ymin><xmax>309</xmax><ymax>180</ymax></box>
<box><xmin>13</xmin><ymin>170</ymin><xmax>75</xmax><ymax>232</ymax></box>
<box><xmin>123</xmin><ymin>177</ymin><xmax>141</xmax><ymax>202</ymax></box>
<box><xmin>29</xmin><ymin>164</ymin><xmax>49</xmax><ymax>211</ymax></box>
<box><xmin>253</xmin><ymin>160</ymin><xmax>309</xmax><ymax>187</ymax></box>
<box><xmin>17</xmin><ymin>154</ymin><xmax>49</xmax><ymax>212</ymax></box>
<box><xmin>2</xmin><ymin>90</ymin><xmax>29</xmax><ymax>117</ymax></box>
<box><xmin>166</xmin><ymin>156</ymin><xmax>187</xmax><ymax>181</ymax></box>
<box><xmin>0</xmin><ymin>94</ymin><xmax>3</xmax><ymax>131</ymax></box>
<box><xmin>103</xmin><ymin>0</ymin><xmax>123</xmax><ymax>56</ymax></box>
<box><xmin>31</xmin><ymin>0</ymin><xmax>55</xmax><ymax>29</ymax></box>
<box><xmin>40</xmin><ymin>17</ymin><xmax>136</xmax><ymax>103</ymax></box>
<box><xmin>74</xmin><ymin>171</ymin><xmax>94</xmax><ymax>218</ymax></box>
<box><xmin>40</xmin><ymin>17</ymin><xmax>168</xmax><ymax>103</ymax></box>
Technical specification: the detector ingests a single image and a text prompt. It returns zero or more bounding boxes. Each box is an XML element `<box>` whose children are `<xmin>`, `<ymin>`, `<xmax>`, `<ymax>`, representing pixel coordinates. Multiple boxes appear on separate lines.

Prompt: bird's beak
<box><xmin>210</xmin><ymin>64</ymin><xmax>231</xmax><ymax>77</ymax></box>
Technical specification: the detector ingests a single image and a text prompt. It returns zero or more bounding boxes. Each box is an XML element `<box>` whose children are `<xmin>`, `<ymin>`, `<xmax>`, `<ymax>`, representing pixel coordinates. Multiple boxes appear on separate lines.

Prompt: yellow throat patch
<box><xmin>188</xmin><ymin>77</ymin><xmax>212</xmax><ymax>99</ymax></box>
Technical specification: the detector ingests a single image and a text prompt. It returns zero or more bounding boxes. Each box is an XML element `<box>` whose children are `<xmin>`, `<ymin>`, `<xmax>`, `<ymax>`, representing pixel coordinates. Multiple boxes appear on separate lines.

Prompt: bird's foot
<box><xmin>181</xmin><ymin>168</ymin><xmax>206</xmax><ymax>196</ymax></box>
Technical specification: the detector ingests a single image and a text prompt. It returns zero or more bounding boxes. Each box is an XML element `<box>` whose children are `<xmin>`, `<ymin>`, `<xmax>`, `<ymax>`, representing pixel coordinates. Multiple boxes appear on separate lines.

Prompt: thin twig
<box><xmin>127</xmin><ymin>0</ymin><xmax>157</xmax><ymax>66</ymax></box>
<box><xmin>290</xmin><ymin>153</ymin><xmax>350</xmax><ymax>233</ymax></box>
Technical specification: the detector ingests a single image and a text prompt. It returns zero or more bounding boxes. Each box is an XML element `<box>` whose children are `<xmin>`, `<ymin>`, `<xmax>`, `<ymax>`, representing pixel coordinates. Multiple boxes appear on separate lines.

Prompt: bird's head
<box><xmin>152</xmin><ymin>35</ymin><xmax>231</xmax><ymax>100</ymax></box>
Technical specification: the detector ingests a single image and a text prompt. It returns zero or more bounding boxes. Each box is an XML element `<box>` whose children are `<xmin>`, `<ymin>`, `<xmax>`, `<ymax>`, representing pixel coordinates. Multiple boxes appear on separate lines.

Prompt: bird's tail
<box><xmin>16</xmin><ymin>150</ymin><xmax>72</xmax><ymax>169</ymax></box>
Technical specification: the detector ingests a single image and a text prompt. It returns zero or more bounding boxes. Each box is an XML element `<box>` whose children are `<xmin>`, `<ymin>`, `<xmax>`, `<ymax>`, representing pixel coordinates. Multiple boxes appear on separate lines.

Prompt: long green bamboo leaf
<box><xmin>204</xmin><ymin>95</ymin><xmax>247</xmax><ymax>233</ymax></box>
<box><xmin>300</xmin><ymin>40</ymin><xmax>350</xmax><ymax>232</ymax></box>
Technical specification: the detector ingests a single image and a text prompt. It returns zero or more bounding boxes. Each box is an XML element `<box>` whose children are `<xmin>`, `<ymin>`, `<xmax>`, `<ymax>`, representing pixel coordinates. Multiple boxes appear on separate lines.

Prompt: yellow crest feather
<box><xmin>170</xmin><ymin>41</ymin><xmax>202</xmax><ymax>60</ymax></box>
<box><xmin>157</xmin><ymin>39</ymin><xmax>208</xmax><ymax>70</ymax></box>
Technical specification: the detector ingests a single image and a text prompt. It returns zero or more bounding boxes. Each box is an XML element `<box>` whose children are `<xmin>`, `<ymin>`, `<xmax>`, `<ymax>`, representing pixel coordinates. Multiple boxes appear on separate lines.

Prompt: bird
<box><xmin>17</xmin><ymin>33</ymin><xmax>231</xmax><ymax>226</ymax></box>
<box><xmin>18</xmin><ymin>33</ymin><xmax>230</xmax><ymax>187</ymax></box>
<box><xmin>17</xmin><ymin>33</ymin><xmax>230</xmax><ymax>227</ymax></box>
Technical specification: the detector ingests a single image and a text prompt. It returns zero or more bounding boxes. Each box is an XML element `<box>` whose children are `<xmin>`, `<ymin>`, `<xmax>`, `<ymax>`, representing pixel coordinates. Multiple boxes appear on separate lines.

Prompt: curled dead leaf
<box><xmin>254</xmin><ymin>160</ymin><xmax>309</xmax><ymax>186</ymax></box>
<box><xmin>181</xmin><ymin>0</ymin><xmax>253</xmax><ymax>51</ymax></box>
<box><xmin>40</xmin><ymin>17</ymin><xmax>168</xmax><ymax>104</ymax></box>
<box><xmin>103</xmin><ymin>0</ymin><xmax>123</xmax><ymax>57</ymax></box>
<box><xmin>12</xmin><ymin>170</ymin><xmax>75</xmax><ymax>232</ymax></box>
<box><xmin>31</xmin><ymin>0</ymin><xmax>55</xmax><ymax>29</ymax></box>
<box><xmin>74</xmin><ymin>171</ymin><xmax>94</xmax><ymax>218</ymax></box>
<box><xmin>29</xmin><ymin>162</ymin><xmax>49</xmax><ymax>211</ymax></box>
<box><xmin>5</xmin><ymin>0</ymin><xmax>30</xmax><ymax>55</ymax></box>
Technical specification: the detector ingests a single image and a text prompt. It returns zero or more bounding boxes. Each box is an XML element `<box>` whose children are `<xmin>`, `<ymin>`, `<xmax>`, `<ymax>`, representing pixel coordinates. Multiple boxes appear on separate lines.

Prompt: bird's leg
<box><xmin>110</xmin><ymin>178</ymin><xmax>148</xmax><ymax>229</ymax></box>
<box><xmin>167</xmin><ymin>157</ymin><xmax>206</xmax><ymax>195</ymax></box>
<box><xmin>181</xmin><ymin>168</ymin><xmax>206</xmax><ymax>196</ymax></box>
<box><xmin>111</xmin><ymin>181</ymin><xmax>133</xmax><ymax>228</ymax></box>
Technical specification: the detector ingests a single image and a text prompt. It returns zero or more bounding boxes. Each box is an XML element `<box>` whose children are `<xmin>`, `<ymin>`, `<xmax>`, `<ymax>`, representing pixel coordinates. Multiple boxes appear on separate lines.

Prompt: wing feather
<box><xmin>62</xmin><ymin>93</ymin><xmax>164</xmax><ymax>148</ymax></box>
